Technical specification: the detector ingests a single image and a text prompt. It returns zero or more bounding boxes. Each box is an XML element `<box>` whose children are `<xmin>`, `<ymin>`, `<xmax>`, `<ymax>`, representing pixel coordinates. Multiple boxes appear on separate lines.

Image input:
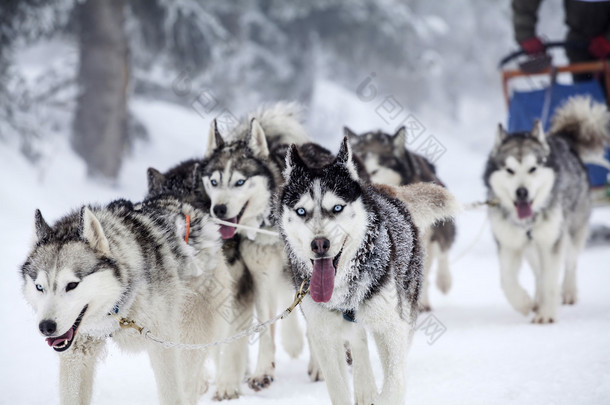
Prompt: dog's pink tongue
<box><xmin>218</xmin><ymin>217</ymin><xmax>237</xmax><ymax>239</ymax></box>
<box><xmin>310</xmin><ymin>258</ymin><xmax>335</xmax><ymax>303</ymax></box>
<box><xmin>46</xmin><ymin>328</ymin><xmax>73</xmax><ymax>348</ymax></box>
<box><xmin>516</xmin><ymin>202</ymin><xmax>533</xmax><ymax>219</ymax></box>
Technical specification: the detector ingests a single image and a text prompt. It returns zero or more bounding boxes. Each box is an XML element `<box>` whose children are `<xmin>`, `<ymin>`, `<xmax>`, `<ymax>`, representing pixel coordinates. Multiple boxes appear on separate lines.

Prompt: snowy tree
<box><xmin>72</xmin><ymin>0</ymin><xmax>129</xmax><ymax>180</ymax></box>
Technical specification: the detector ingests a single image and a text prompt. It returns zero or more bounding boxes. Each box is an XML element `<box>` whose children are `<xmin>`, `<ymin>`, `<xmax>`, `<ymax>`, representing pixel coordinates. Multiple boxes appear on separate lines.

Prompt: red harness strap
<box><xmin>184</xmin><ymin>214</ymin><xmax>191</xmax><ymax>243</ymax></box>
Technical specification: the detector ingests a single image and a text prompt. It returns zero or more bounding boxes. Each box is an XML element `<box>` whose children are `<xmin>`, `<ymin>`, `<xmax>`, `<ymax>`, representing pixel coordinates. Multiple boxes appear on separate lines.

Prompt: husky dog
<box><xmin>484</xmin><ymin>96</ymin><xmax>610</xmax><ymax>323</ymax></box>
<box><xmin>145</xmin><ymin>163</ymin><xmax>252</xmax><ymax>400</ymax></box>
<box><xmin>277</xmin><ymin>138</ymin><xmax>459</xmax><ymax>405</ymax></box>
<box><xmin>21</xmin><ymin>196</ymin><xmax>235</xmax><ymax>404</ymax></box>
<box><xmin>201</xmin><ymin>102</ymin><xmax>310</xmax><ymax>390</ymax></box>
<box><xmin>347</xmin><ymin>127</ymin><xmax>457</xmax><ymax>310</ymax></box>
<box><xmin>147</xmin><ymin>158</ymin><xmax>210</xmax><ymax>210</ymax></box>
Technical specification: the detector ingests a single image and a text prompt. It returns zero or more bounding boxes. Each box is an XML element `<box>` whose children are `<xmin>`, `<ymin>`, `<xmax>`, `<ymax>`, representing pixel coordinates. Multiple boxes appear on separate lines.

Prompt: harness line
<box><xmin>112</xmin><ymin>279</ymin><xmax>310</xmax><ymax>351</ymax></box>
<box><xmin>211</xmin><ymin>218</ymin><xmax>280</xmax><ymax>237</ymax></box>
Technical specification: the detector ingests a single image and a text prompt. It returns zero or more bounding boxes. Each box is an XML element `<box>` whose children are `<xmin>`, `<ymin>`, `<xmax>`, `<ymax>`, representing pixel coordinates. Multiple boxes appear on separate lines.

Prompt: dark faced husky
<box><xmin>484</xmin><ymin>96</ymin><xmax>609</xmax><ymax>323</ymax></box>
<box><xmin>277</xmin><ymin>137</ymin><xmax>459</xmax><ymax>404</ymax></box>
<box><xmin>21</xmin><ymin>196</ymin><xmax>235</xmax><ymax>404</ymax></box>
<box><xmin>201</xmin><ymin>102</ymin><xmax>311</xmax><ymax>390</ymax></box>
<box><xmin>347</xmin><ymin>127</ymin><xmax>457</xmax><ymax>311</ymax></box>
<box><xmin>147</xmin><ymin>158</ymin><xmax>210</xmax><ymax>211</ymax></box>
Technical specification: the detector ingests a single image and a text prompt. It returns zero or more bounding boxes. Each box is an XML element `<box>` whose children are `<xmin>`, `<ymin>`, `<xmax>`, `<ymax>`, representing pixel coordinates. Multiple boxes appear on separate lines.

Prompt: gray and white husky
<box><xmin>201</xmin><ymin>102</ymin><xmax>310</xmax><ymax>390</ymax></box>
<box><xmin>484</xmin><ymin>96</ymin><xmax>610</xmax><ymax>323</ymax></box>
<box><xmin>21</xmin><ymin>196</ymin><xmax>236</xmax><ymax>404</ymax></box>
<box><xmin>277</xmin><ymin>137</ymin><xmax>459</xmax><ymax>405</ymax></box>
<box><xmin>347</xmin><ymin>127</ymin><xmax>457</xmax><ymax>311</ymax></box>
<box><xmin>146</xmin><ymin>162</ymin><xmax>252</xmax><ymax>400</ymax></box>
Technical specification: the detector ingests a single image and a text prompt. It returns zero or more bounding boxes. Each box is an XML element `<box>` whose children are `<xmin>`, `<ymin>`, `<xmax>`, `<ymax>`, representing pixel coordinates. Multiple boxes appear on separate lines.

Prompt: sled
<box><xmin>500</xmin><ymin>43</ymin><xmax>610</xmax><ymax>207</ymax></box>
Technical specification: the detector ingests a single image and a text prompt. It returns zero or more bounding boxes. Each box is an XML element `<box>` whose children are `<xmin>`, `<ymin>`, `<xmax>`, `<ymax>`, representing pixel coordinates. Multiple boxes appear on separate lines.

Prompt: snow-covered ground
<box><xmin>1</xmin><ymin>87</ymin><xmax>609</xmax><ymax>405</ymax></box>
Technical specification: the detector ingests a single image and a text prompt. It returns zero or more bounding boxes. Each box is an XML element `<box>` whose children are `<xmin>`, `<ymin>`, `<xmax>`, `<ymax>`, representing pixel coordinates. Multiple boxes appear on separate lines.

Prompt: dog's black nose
<box><xmin>311</xmin><ymin>238</ymin><xmax>330</xmax><ymax>255</ymax></box>
<box><xmin>213</xmin><ymin>204</ymin><xmax>227</xmax><ymax>218</ymax></box>
<box><xmin>516</xmin><ymin>187</ymin><xmax>528</xmax><ymax>201</ymax></box>
<box><xmin>39</xmin><ymin>320</ymin><xmax>57</xmax><ymax>336</ymax></box>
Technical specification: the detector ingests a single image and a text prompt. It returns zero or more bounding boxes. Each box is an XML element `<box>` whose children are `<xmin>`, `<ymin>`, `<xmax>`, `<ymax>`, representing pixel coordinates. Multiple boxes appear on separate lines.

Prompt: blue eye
<box><xmin>333</xmin><ymin>205</ymin><xmax>344</xmax><ymax>213</ymax></box>
<box><xmin>36</xmin><ymin>284</ymin><xmax>44</xmax><ymax>292</ymax></box>
<box><xmin>211</xmin><ymin>179</ymin><xmax>218</xmax><ymax>187</ymax></box>
<box><xmin>296</xmin><ymin>208</ymin><xmax>306</xmax><ymax>217</ymax></box>
<box><xmin>235</xmin><ymin>179</ymin><xmax>245</xmax><ymax>187</ymax></box>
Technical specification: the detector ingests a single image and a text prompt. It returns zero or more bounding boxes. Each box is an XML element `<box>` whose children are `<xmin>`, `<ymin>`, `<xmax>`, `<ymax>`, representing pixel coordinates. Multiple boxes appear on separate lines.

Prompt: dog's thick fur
<box><xmin>484</xmin><ymin>96</ymin><xmax>610</xmax><ymax>323</ymax></box>
<box><xmin>201</xmin><ymin>102</ymin><xmax>311</xmax><ymax>390</ymax></box>
<box><xmin>347</xmin><ymin>127</ymin><xmax>457</xmax><ymax>310</ymax></box>
<box><xmin>277</xmin><ymin>137</ymin><xmax>459</xmax><ymax>404</ymax></box>
<box><xmin>21</xmin><ymin>196</ymin><xmax>235</xmax><ymax>404</ymax></box>
<box><xmin>147</xmin><ymin>159</ymin><xmax>210</xmax><ymax>211</ymax></box>
<box><xmin>145</xmin><ymin>165</ymin><xmax>254</xmax><ymax>400</ymax></box>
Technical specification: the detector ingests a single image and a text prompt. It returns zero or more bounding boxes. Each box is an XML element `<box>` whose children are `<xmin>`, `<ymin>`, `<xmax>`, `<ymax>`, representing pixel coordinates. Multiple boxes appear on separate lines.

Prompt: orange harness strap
<box><xmin>184</xmin><ymin>214</ymin><xmax>191</xmax><ymax>243</ymax></box>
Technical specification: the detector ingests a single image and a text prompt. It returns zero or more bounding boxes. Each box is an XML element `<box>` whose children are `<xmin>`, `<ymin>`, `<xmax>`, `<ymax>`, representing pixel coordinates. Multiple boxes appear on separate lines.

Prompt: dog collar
<box><xmin>108</xmin><ymin>304</ymin><xmax>120</xmax><ymax>316</ymax></box>
<box><xmin>342</xmin><ymin>309</ymin><xmax>356</xmax><ymax>323</ymax></box>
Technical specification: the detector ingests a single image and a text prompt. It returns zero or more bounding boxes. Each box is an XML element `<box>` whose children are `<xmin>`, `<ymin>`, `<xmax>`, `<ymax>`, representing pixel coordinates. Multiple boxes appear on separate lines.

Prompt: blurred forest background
<box><xmin>0</xmin><ymin>0</ymin><xmax>563</xmax><ymax>181</ymax></box>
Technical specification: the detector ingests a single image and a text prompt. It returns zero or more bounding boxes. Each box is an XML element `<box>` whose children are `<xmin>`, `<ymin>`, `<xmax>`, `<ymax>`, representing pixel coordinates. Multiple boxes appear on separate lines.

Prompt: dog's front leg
<box><xmin>59</xmin><ymin>336</ymin><xmax>105</xmax><ymax>405</ymax></box>
<box><xmin>351</xmin><ymin>327</ymin><xmax>377</xmax><ymax>405</ymax></box>
<box><xmin>148</xmin><ymin>343</ymin><xmax>188</xmax><ymax>404</ymax></box>
<box><xmin>247</xmin><ymin>284</ymin><xmax>277</xmax><ymax>391</ymax></box>
<box><xmin>371</xmin><ymin>323</ymin><xmax>409</xmax><ymax>405</ymax></box>
<box><xmin>214</xmin><ymin>296</ymin><xmax>253</xmax><ymax>400</ymax></box>
<box><xmin>532</xmin><ymin>235</ymin><xmax>564</xmax><ymax>323</ymax></box>
<box><xmin>497</xmin><ymin>245</ymin><xmax>532</xmax><ymax>315</ymax></box>
<box><xmin>240</xmin><ymin>240</ymin><xmax>282</xmax><ymax>391</ymax></box>
<box><xmin>302</xmin><ymin>301</ymin><xmax>352</xmax><ymax>405</ymax></box>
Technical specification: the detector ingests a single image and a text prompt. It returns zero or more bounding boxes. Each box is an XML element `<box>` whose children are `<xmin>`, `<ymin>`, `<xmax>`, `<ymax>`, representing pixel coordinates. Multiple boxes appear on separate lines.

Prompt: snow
<box><xmin>1</xmin><ymin>83</ymin><xmax>610</xmax><ymax>405</ymax></box>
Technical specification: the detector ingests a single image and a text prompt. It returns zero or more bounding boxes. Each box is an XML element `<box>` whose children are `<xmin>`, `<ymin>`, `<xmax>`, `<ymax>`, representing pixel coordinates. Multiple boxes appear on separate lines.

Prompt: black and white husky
<box><xmin>21</xmin><ymin>196</ymin><xmax>236</xmax><ymax>404</ymax></box>
<box><xmin>484</xmin><ymin>96</ymin><xmax>609</xmax><ymax>323</ymax></box>
<box><xmin>201</xmin><ymin>102</ymin><xmax>311</xmax><ymax>390</ymax></box>
<box><xmin>277</xmin><ymin>138</ymin><xmax>459</xmax><ymax>404</ymax></box>
<box><xmin>347</xmin><ymin>127</ymin><xmax>457</xmax><ymax>311</ymax></box>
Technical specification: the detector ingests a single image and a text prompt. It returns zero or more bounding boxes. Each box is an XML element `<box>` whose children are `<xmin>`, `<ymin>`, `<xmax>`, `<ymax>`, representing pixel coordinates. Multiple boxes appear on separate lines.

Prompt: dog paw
<box><xmin>531</xmin><ymin>314</ymin><xmax>555</xmax><ymax>324</ymax></box>
<box><xmin>213</xmin><ymin>381</ymin><xmax>241</xmax><ymax>401</ymax></box>
<box><xmin>436</xmin><ymin>272</ymin><xmax>452</xmax><ymax>294</ymax></box>
<box><xmin>562</xmin><ymin>289</ymin><xmax>577</xmax><ymax>305</ymax></box>
<box><xmin>247</xmin><ymin>374</ymin><xmax>274</xmax><ymax>391</ymax></box>
<box><xmin>308</xmin><ymin>356</ymin><xmax>324</xmax><ymax>382</ymax></box>
<box><xmin>531</xmin><ymin>305</ymin><xmax>556</xmax><ymax>324</ymax></box>
<box><xmin>418</xmin><ymin>303</ymin><xmax>432</xmax><ymax>312</ymax></box>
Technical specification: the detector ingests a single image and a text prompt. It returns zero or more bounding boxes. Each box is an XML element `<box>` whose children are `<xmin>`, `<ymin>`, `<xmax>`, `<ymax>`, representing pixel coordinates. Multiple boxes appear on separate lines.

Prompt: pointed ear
<box><xmin>531</xmin><ymin>120</ymin><xmax>548</xmax><ymax>150</ymax></box>
<box><xmin>205</xmin><ymin>119</ymin><xmax>224</xmax><ymax>158</ymax></box>
<box><xmin>493</xmin><ymin>123</ymin><xmax>508</xmax><ymax>153</ymax></box>
<box><xmin>147</xmin><ymin>167</ymin><xmax>165</xmax><ymax>194</ymax></box>
<box><xmin>284</xmin><ymin>144</ymin><xmax>307</xmax><ymax>180</ymax></box>
<box><xmin>34</xmin><ymin>209</ymin><xmax>52</xmax><ymax>242</ymax></box>
<box><xmin>343</xmin><ymin>126</ymin><xmax>359</xmax><ymax>143</ymax></box>
<box><xmin>247</xmin><ymin>118</ymin><xmax>269</xmax><ymax>158</ymax></box>
<box><xmin>79</xmin><ymin>207</ymin><xmax>110</xmax><ymax>255</ymax></box>
<box><xmin>335</xmin><ymin>136</ymin><xmax>360</xmax><ymax>181</ymax></box>
<box><xmin>393</xmin><ymin>126</ymin><xmax>407</xmax><ymax>157</ymax></box>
